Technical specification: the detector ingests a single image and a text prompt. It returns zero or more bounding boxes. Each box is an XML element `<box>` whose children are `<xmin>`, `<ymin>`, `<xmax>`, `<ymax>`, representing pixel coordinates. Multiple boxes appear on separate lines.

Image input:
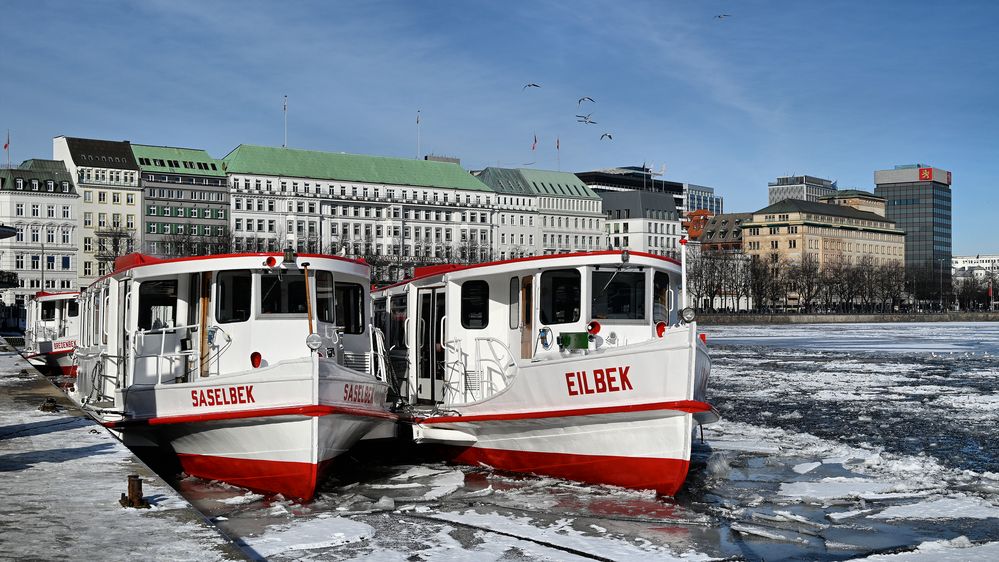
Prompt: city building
<box><xmin>682</xmin><ymin>209</ymin><xmax>713</xmax><ymax>240</ymax></box>
<box><xmin>697</xmin><ymin>212</ymin><xmax>754</xmax><ymax>253</ymax></box>
<box><xmin>473</xmin><ymin>167</ymin><xmax>541</xmax><ymax>260</ymax></box>
<box><xmin>222</xmin><ymin>145</ymin><xmax>496</xmax><ymax>282</ymax></box>
<box><xmin>499</xmin><ymin>169</ymin><xmax>603</xmax><ymax>255</ymax></box>
<box><xmin>952</xmin><ymin>254</ymin><xmax>999</xmax><ymax>277</ymax></box>
<box><xmin>874</xmin><ymin>164</ymin><xmax>953</xmax><ymax>302</ymax></box>
<box><xmin>768</xmin><ymin>175</ymin><xmax>837</xmax><ymax>205</ymax></box>
<box><xmin>576</xmin><ymin>166</ymin><xmax>686</xmax><ymax>214</ymax></box>
<box><xmin>131</xmin><ymin>144</ymin><xmax>229</xmax><ymax>257</ymax></box>
<box><xmin>0</xmin><ymin>159</ymin><xmax>80</xmax><ymax>311</ymax></box>
<box><xmin>597</xmin><ymin>190</ymin><xmax>679</xmax><ymax>256</ymax></box>
<box><xmin>742</xmin><ymin>198</ymin><xmax>905</xmax><ymax>268</ymax></box>
<box><xmin>684</xmin><ymin>183</ymin><xmax>723</xmax><ymax>214</ymax></box>
<box><xmin>53</xmin><ymin>136</ymin><xmax>141</xmax><ymax>284</ymax></box>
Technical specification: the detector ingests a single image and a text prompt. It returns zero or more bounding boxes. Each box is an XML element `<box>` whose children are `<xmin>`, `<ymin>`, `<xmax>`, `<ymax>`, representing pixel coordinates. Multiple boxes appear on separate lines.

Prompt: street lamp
<box><xmin>937</xmin><ymin>257</ymin><xmax>945</xmax><ymax>312</ymax></box>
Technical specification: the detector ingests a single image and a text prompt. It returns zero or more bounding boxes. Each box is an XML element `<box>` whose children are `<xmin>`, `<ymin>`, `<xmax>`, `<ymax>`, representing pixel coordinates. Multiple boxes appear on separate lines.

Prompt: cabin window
<box><xmin>461</xmin><ymin>280</ymin><xmax>490</xmax><ymax>329</ymax></box>
<box><xmin>509</xmin><ymin>277</ymin><xmax>519</xmax><ymax>329</ymax></box>
<box><xmin>373</xmin><ymin>298</ymin><xmax>388</xmax><ymax>336</ymax></box>
<box><xmin>40</xmin><ymin>301</ymin><xmax>56</xmax><ymax>321</ymax></box>
<box><xmin>334</xmin><ymin>283</ymin><xmax>365</xmax><ymax>334</ymax></box>
<box><xmin>591</xmin><ymin>270</ymin><xmax>646</xmax><ymax>320</ymax></box>
<box><xmin>540</xmin><ymin>269</ymin><xmax>580</xmax><ymax>325</ymax></box>
<box><xmin>217</xmin><ymin>270</ymin><xmax>252</xmax><ymax>323</ymax></box>
<box><xmin>316</xmin><ymin>271</ymin><xmax>335</xmax><ymax>323</ymax></box>
<box><xmin>653</xmin><ymin>272</ymin><xmax>672</xmax><ymax>323</ymax></box>
<box><xmin>389</xmin><ymin>294</ymin><xmax>407</xmax><ymax>349</ymax></box>
<box><xmin>68</xmin><ymin>300</ymin><xmax>79</xmax><ymax>318</ymax></box>
<box><xmin>260</xmin><ymin>272</ymin><xmax>307</xmax><ymax>315</ymax></box>
<box><xmin>138</xmin><ymin>280</ymin><xmax>178</xmax><ymax>330</ymax></box>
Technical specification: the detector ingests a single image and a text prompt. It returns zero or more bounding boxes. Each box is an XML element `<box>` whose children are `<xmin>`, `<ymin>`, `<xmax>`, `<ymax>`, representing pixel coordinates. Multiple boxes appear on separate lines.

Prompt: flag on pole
<box><xmin>989</xmin><ymin>280</ymin><xmax>993</xmax><ymax>298</ymax></box>
<box><xmin>556</xmin><ymin>137</ymin><xmax>559</xmax><ymax>151</ymax></box>
<box><xmin>531</xmin><ymin>134</ymin><xmax>537</xmax><ymax>151</ymax></box>
<box><xmin>3</xmin><ymin>131</ymin><xmax>8</xmax><ymax>151</ymax></box>
<box><xmin>416</xmin><ymin>110</ymin><xmax>421</xmax><ymax>124</ymax></box>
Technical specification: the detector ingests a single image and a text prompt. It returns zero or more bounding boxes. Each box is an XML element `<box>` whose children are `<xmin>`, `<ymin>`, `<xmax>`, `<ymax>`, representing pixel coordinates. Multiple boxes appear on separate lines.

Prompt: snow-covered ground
<box><xmin>0</xmin><ymin>348</ymin><xmax>242</xmax><ymax>561</ymax></box>
<box><xmin>138</xmin><ymin>322</ymin><xmax>998</xmax><ymax>561</ymax></box>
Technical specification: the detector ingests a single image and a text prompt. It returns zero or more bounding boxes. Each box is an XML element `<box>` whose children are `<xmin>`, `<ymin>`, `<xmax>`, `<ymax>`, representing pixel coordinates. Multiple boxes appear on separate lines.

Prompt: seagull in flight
<box><xmin>715</xmin><ymin>14</ymin><xmax>731</xmax><ymax>19</ymax></box>
<box><xmin>577</xmin><ymin>96</ymin><xmax>595</xmax><ymax>107</ymax></box>
<box><xmin>576</xmin><ymin>113</ymin><xmax>597</xmax><ymax>124</ymax></box>
<box><xmin>600</xmin><ymin>133</ymin><xmax>613</xmax><ymax>140</ymax></box>
<box><xmin>523</xmin><ymin>83</ymin><xmax>541</xmax><ymax>90</ymax></box>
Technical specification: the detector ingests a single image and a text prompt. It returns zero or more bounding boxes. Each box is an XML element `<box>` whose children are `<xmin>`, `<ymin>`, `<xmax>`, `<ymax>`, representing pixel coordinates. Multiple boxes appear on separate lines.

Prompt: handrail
<box><xmin>134</xmin><ymin>323</ymin><xmax>203</xmax><ymax>384</ymax></box>
<box><xmin>441</xmin><ymin>336</ymin><xmax>519</xmax><ymax>405</ymax></box>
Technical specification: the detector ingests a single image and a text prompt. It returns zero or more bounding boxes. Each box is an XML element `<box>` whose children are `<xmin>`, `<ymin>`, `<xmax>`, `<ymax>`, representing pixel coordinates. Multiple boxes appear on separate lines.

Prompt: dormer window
<box><xmin>46</xmin><ymin>180</ymin><xmax>54</xmax><ymax>191</ymax></box>
<box><xmin>61</xmin><ymin>181</ymin><xmax>70</xmax><ymax>192</ymax></box>
<box><xmin>15</xmin><ymin>178</ymin><xmax>23</xmax><ymax>189</ymax></box>
<box><xmin>31</xmin><ymin>179</ymin><xmax>39</xmax><ymax>190</ymax></box>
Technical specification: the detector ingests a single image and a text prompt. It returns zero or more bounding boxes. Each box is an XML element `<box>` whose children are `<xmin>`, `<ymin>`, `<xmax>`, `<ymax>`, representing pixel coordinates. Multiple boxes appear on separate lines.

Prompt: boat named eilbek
<box><xmin>373</xmin><ymin>250</ymin><xmax>717</xmax><ymax>496</ymax></box>
<box><xmin>70</xmin><ymin>251</ymin><xmax>395</xmax><ymax>500</ymax></box>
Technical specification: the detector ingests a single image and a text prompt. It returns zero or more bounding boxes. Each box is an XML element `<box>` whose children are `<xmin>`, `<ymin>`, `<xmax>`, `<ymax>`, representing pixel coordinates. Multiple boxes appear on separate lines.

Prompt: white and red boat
<box><xmin>69</xmin><ymin>251</ymin><xmax>395</xmax><ymax>500</ymax></box>
<box><xmin>23</xmin><ymin>291</ymin><xmax>80</xmax><ymax>376</ymax></box>
<box><xmin>372</xmin><ymin>249</ymin><xmax>718</xmax><ymax>496</ymax></box>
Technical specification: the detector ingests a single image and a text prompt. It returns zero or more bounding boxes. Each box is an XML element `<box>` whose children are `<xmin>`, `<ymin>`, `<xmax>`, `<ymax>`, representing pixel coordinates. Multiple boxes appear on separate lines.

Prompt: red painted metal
<box><xmin>416</xmin><ymin>400</ymin><xmax>712</xmax><ymax>425</ymax></box>
<box><xmin>177</xmin><ymin>453</ymin><xmax>334</xmax><ymax>501</ymax></box>
<box><xmin>102</xmin><ymin>404</ymin><xmax>398</xmax><ymax>428</ymax></box>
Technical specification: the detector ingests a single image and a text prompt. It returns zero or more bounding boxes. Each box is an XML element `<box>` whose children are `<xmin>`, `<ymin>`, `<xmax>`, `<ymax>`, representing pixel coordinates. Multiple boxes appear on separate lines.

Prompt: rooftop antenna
<box><xmin>283</xmin><ymin>95</ymin><xmax>288</xmax><ymax>148</ymax></box>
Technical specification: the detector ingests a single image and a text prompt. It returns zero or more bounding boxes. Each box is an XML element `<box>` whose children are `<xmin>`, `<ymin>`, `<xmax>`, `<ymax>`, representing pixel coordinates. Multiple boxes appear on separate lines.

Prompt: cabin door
<box><xmin>416</xmin><ymin>287</ymin><xmax>446</xmax><ymax>403</ymax></box>
<box><xmin>520</xmin><ymin>276</ymin><xmax>534</xmax><ymax>359</ymax></box>
<box><xmin>118</xmin><ymin>281</ymin><xmax>132</xmax><ymax>385</ymax></box>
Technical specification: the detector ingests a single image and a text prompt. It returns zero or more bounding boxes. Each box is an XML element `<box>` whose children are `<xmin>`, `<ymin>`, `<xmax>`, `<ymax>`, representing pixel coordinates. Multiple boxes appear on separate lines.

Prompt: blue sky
<box><xmin>2</xmin><ymin>0</ymin><xmax>996</xmax><ymax>253</ymax></box>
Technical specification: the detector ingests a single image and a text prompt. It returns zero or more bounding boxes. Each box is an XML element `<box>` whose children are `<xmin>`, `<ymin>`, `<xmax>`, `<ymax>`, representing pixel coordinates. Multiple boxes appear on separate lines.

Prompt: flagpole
<box><xmin>416</xmin><ymin>110</ymin><xmax>421</xmax><ymax>160</ymax></box>
<box><xmin>556</xmin><ymin>136</ymin><xmax>560</xmax><ymax>171</ymax></box>
<box><xmin>283</xmin><ymin>96</ymin><xmax>288</xmax><ymax>148</ymax></box>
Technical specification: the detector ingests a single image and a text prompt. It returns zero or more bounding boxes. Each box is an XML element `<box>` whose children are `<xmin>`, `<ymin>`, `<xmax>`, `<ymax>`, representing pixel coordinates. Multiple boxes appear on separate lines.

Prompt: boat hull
<box><xmin>25</xmin><ymin>349</ymin><xmax>77</xmax><ymax>376</ymax></box>
<box><xmin>423</xmin><ymin>407</ymin><xmax>696</xmax><ymax>495</ymax></box>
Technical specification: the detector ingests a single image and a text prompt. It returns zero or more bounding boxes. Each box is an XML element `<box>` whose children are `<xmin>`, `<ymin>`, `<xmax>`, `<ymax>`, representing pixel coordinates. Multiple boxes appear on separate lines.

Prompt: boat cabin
<box><xmin>75</xmin><ymin>252</ymin><xmax>376</xmax><ymax>408</ymax></box>
<box><xmin>25</xmin><ymin>291</ymin><xmax>80</xmax><ymax>352</ymax></box>
<box><xmin>372</xmin><ymin>251</ymin><xmax>684</xmax><ymax>406</ymax></box>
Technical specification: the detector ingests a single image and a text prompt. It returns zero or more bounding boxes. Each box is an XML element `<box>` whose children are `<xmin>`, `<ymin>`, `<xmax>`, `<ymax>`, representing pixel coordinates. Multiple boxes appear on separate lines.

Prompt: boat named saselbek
<box><xmin>70</xmin><ymin>251</ymin><xmax>395</xmax><ymax>501</ymax></box>
<box><xmin>373</xmin><ymin>250</ymin><xmax>718</xmax><ymax>496</ymax></box>
<box><xmin>23</xmin><ymin>290</ymin><xmax>81</xmax><ymax>376</ymax></box>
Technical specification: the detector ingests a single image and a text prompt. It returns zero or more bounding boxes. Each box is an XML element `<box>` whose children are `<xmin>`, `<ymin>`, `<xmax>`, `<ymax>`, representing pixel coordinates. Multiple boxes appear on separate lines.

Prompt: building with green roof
<box><xmin>477</xmin><ymin>167</ymin><xmax>604</xmax><ymax>255</ymax></box>
<box><xmin>221</xmin><ymin>145</ymin><xmax>497</xmax><ymax>282</ymax></box>
<box><xmin>131</xmin><ymin>144</ymin><xmax>231</xmax><ymax>257</ymax></box>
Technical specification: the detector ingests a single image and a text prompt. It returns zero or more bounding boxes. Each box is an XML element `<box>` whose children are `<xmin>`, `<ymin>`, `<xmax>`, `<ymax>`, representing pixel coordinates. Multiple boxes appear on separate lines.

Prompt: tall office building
<box><xmin>874</xmin><ymin>164</ymin><xmax>953</xmax><ymax>303</ymax></box>
<box><xmin>768</xmin><ymin>175</ymin><xmax>837</xmax><ymax>204</ymax></box>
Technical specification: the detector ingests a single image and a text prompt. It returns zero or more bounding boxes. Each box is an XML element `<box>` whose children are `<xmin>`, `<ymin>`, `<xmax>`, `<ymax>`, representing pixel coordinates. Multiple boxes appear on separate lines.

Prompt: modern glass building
<box><xmin>767</xmin><ymin>175</ymin><xmax>837</xmax><ymax>204</ymax></box>
<box><xmin>874</xmin><ymin>164</ymin><xmax>953</xmax><ymax>304</ymax></box>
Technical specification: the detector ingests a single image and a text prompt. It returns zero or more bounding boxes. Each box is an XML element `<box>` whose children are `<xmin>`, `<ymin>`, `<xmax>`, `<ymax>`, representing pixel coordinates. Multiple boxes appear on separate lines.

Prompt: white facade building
<box><xmin>0</xmin><ymin>160</ymin><xmax>80</xmax><ymax>308</ymax></box>
<box><xmin>223</xmin><ymin>145</ymin><xmax>497</xmax><ymax>282</ymax></box>
<box><xmin>53</xmin><ymin>136</ymin><xmax>142</xmax><ymax>284</ymax></box>
<box><xmin>599</xmin><ymin>190</ymin><xmax>680</xmax><ymax>256</ymax></box>
<box><xmin>952</xmin><ymin>255</ymin><xmax>999</xmax><ymax>279</ymax></box>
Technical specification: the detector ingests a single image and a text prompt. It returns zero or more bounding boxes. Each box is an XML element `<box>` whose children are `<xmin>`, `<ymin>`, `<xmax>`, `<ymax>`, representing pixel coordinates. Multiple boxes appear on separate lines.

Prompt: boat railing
<box><xmin>370</xmin><ymin>326</ymin><xmax>389</xmax><ymax>383</ymax></box>
<box><xmin>443</xmin><ymin>337</ymin><xmax>518</xmax><ymax>405</ymax></box>
<box><xmin>133</xmin><ymin>323</ymin><xmax>206</xmax><ymax>384</ymax></box>
<box><xmin>75</xmin><ymin>348</ymin><xmax>121</xmax><ymax>405</ymax></box>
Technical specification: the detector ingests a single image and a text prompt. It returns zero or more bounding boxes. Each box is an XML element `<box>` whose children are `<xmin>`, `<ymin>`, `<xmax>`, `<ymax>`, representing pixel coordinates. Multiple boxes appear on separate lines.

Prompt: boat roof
<box><xmin>375</xmin><ymin>250</ymin><xmax>680</xmax><ymax>292</ymax></box>
<box><xmin>33</xmin><ymin>291</ymin><xmax>80</xmax><ymax>302</ymax></box>
<box><xmin>88</xmin><ymin>252</ymin><xmax>369</xmax><ymax>287</ymax></box>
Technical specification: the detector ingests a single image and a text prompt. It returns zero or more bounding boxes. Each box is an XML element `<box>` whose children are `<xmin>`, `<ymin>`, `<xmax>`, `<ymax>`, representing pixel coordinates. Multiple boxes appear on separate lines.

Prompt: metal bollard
<box><xmin>120</xmin><ymin>474</ymin><xmax>151</xmax><ymax>509</ymax></box>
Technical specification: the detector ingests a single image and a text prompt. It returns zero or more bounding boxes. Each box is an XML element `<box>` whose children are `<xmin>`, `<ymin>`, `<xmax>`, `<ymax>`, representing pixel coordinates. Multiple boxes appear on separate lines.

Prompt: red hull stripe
<box><xmin>59</xmin><ymin>365</ymin><xmax>78</xmax><ymax>377</ymax></box>
<box><xmin>451</xmin><ymin>447</ymin><xmax>691</xmax><ymax>496</ymax></box>
<box><xmin>103</xmin><ymin>404</ymin><xmax>397</xmax><ymax>428</ymax></box>
<box><xmin>416</xmin><ymin>400</ymin><xmax>712</xmax><ymax>425</ymax></box>
<box><xmin>24</xmin><ymin>349</ymin><xmax>73</xmax><ymax>359</ymax></box>
<box><xmin>178</xmin><ymin>453</ymin><xmax>333</xmax><ymax>501</ymax></box>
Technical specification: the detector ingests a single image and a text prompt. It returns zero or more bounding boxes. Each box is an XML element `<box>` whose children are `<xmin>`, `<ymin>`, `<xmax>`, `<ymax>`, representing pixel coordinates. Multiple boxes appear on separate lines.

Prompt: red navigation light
<box><xmin>699</xmin><ymin>333</ymin><xmax>707</xmax><ymax>344</ymax></box>
<box><xmin>656</xmin><ymin>321</ymin><xmax>668</xmax><ymax>338</ymax></box>
<box><xmin>250</xmin><ymin>352</ymin><xmax>262</xmax><ymax>368</ymax></box>
<box><xmin>264</xmin><ymin>256</ymin><xmax>277</xmax><ymax>268</ymax></box>
<box><xmin>586</xmin><ymin>321</ymin><xmax>601</xmax><ymax>335</ymax></box>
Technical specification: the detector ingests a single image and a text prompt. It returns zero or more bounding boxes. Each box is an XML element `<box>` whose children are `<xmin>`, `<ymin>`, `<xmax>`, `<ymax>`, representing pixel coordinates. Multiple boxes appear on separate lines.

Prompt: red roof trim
<box><xmin>90</xmin><ymin>251</ymin><xmax>368</xmax><ymax>286</ymax></box>
<box><xmin>101</xmin><ymin>404</ymin><xmax>397</xmax><ymax>428</ymax></box>
<box><xmin>413</xmin><ymin>399</ymin><xmax>711</xmax><ymax>424</ymax></box>
<box><xmin>378</xmin><ymin>250</ymin><xmax>681</xmax><ymax>291</ymax></box>
<box><xmin>33</xmin><ymin>290</ymin><xmax>80</xmax><ymax>298</ymax></box>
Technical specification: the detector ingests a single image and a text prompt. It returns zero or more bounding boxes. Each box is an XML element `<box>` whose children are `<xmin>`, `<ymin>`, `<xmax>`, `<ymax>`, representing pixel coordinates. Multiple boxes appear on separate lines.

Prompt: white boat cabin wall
<box><xmin>74</xmin><ymin>253</ymin><xmax>378</xmax><ymax>411</ymax></box>
<box><xmin>373</xmin><ymin>251</ymin><xmax>685</xmax><ymax>407</ymax></box>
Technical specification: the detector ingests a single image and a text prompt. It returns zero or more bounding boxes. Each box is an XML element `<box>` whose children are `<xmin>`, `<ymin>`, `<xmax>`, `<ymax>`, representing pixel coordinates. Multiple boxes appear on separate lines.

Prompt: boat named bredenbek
<box><xmin>373</xmin><ymin>250</ymin><xmax>718</xmax><ymax>496</ymax></box>
<box><xmin>70</xmin><ymin>251</ymin><xmax>395</xmax><ymax>501</ymax></box>
<box><xmin>23</xmin><ymin>291</ymin><xmax>80</xmax><ymax>376</ymax></box>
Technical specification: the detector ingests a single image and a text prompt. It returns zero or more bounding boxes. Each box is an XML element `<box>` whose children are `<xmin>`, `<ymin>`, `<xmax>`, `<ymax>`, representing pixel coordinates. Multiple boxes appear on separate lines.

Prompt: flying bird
<box><xmin>576</xmin><ymin>113</ymin><xmax>597</xmax><ymax>124</ymax></box>
<box><xmin>715</xmin><ymin>14</ymin><xmax>731</xmax><ymax>19</ymax></box>
<box><xmin>577</xmin><ymin>96</ymin><xmax>595</xmax><ymax>107</ymax></box>
<box><xmin>600</xmin><ymin>133</ymin><xmax>613</xmax><ymax>140</ymax></box>
<box><xmin>523</xmin><ymin>83</ymin><xmax>541</xmax><ymax>90</ymax></box>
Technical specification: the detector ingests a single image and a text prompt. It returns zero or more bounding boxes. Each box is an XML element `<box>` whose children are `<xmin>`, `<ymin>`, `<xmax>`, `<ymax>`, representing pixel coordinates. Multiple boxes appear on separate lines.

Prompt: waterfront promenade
<box><xmin>0</xmin><ymin>337</ymin><xmax>246</xmax><ymax>561</ymax></box>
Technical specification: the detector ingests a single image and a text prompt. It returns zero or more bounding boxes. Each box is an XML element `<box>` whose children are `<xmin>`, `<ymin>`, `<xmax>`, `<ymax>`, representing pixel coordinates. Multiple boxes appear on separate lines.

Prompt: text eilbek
<box><xmin>191</xmin><ymin>385</ymin><xmax>255</xmax><ymax>407</ymax></box>
<box><xmin>565</xmin><ymin>366</ymin><xmax>633</xmax><ymax>396</ymax></box>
